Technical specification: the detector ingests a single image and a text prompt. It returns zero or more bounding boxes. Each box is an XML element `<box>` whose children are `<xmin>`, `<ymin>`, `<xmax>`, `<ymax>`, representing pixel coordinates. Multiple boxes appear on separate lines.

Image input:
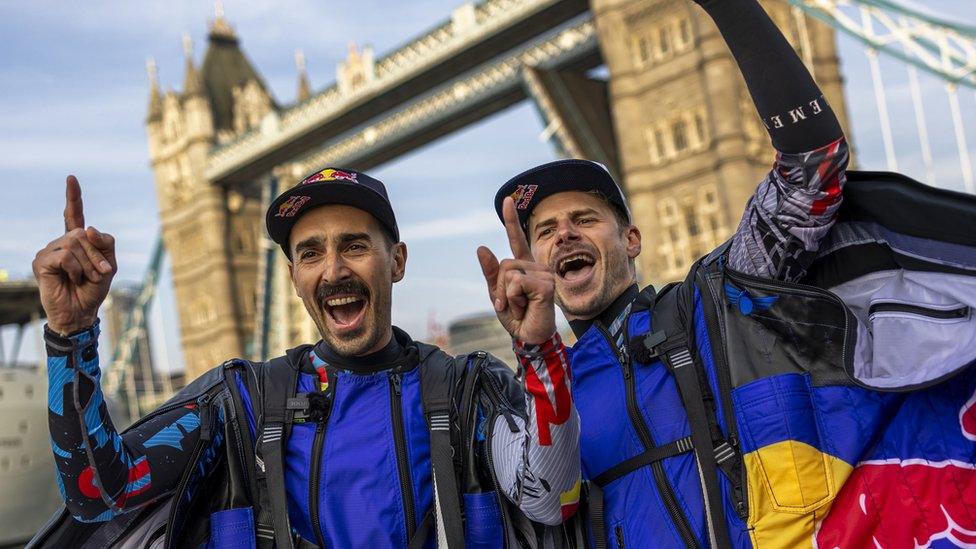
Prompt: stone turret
<box><xmin>295</xmin><ymin>49</ymin><xmax>312</xmax><ymax>102</ymax></box>
<box><xmin>145</xmin><ymin>7</ymin><xmax>271</xmax><ymax>379</ymax></box>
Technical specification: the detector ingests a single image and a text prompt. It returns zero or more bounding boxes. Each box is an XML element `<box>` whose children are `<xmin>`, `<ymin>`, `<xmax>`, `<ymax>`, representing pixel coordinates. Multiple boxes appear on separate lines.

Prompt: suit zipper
<box><xmin>598</xmin><ymin>324</ymin><xmax>699</xmax><ymax>549</ymax></box>
<box><xmin>868</xmin><ymin>302</ymin><xmax>968</xmax><ymax>319</ymax></box>
<box><xmin>309</xmin><ymin>418</ymin><xmax>329</xmax><ymax>549</ymax></box>
<box><xmin>164</xmin><ymin>392</ymin><xmax>214</xmax><ymax>549</ymax></box>
<box><xmin>614</xmin><ymin>524</ymin><xmax>626</xmax><ymax>549</ymax></box>
<box><xmin>390</xmin><ymin>372</ymin><xmax>417</xmax><ymax>540</ymax></box>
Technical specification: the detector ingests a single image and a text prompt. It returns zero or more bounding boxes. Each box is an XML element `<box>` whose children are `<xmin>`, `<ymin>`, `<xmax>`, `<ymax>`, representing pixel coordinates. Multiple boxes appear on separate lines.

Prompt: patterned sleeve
<box><xmin>45</xmin><ymin>321</ymin><xmax>203</xmax><ymax>522</ymax></box>
<box><xmin>726</xmin><ymin>137</ymin><xmax>850</xmax><ymax>281</ymax></box>
<box><xmin>488</xmin><ymin>332</ymin><xmax>581</xmax><ymax>525</ymax></box>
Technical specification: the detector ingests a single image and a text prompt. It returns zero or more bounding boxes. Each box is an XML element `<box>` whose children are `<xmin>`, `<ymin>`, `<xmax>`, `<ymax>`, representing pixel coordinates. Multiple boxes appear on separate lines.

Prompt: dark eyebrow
<box><xmin>338</xmin><ymin>232</ymin><xmax>372</xmax><ymax>245</ymax></box>
<box><xmin>531</xmin><ymin>207</ymin><xmax>602</xmax><ymax>235</ymax></box>
<box><xmin>569</xmin><ymin>207</ymin><xmax>601</xmax><ymax>219</ymax></box>
<box><xmin>294</xmin><ymin>235</ymin><xmax>325</xmax><ymax>254</ymax></box>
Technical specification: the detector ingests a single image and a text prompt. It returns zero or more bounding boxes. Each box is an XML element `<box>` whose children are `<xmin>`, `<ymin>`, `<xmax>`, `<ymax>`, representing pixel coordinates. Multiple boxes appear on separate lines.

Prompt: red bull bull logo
<box><xmin>815</xmin><ymin>387</ymin><xmax>976</xmax><ymax>549</ymax></box>
<box><xmin>301</xmin><ymin>168</ymin><xmax>358</xmax><ymax>185</ymax></box>
<box><xmin>510</xmin><ymin>184</ymin><xmax>538</xmax><ymax>210</ymax></box>
<box><xmin>276</xmin><ymin>195</ymin><xmax>311</xmax><ymax>218</ymax></box>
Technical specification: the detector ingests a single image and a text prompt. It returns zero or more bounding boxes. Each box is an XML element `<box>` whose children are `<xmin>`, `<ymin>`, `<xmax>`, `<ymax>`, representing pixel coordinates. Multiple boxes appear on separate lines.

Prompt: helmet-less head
<box><xmin>494</xmin><ymin>160</ymin><xmax>640</xmax><ymax>321</ymax></box>
<box><xmin>266</xmin><ymin>168</ymin><xmax>406</xmax><ymax>356</ymax></box>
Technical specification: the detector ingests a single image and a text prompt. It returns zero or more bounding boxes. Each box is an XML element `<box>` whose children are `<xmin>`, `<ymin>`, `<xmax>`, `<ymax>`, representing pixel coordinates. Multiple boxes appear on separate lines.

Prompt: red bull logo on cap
<box><xmin>510</xmin><ymin>184</ymin><xmax>538</xmax><ymax>210</ymax></box>
<box><xmin>301</xmin><ymin>168</ymin><xmax>359</xmax><ymax>186</ymax></box>
<box><xmin>276</xmin><ymin>195</ymin><xmax>311</xmax><ymax>218</ymax></box>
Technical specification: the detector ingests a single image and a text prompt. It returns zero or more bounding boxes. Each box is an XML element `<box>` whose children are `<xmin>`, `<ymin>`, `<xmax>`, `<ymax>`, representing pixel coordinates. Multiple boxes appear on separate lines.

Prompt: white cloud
<box><xmin>399</xmin><ymin>208</ymin><xmax>500</xmax><ymax>242</ymax></box>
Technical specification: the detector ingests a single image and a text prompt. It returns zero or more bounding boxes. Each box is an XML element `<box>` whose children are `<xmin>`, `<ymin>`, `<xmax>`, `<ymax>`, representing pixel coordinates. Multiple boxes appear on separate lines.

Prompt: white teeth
<box><xmin>559</xmin><ymin>253</ymin><xmax>593</xmax><ymax>272</ymax></box>
<box><xmin>325</xmin><ymin>296</ymin><xmax>363</xmax><ymax>307</ymax></box>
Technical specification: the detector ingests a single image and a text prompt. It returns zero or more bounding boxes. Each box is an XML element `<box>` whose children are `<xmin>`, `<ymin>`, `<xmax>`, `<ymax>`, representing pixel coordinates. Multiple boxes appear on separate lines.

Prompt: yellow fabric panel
<box><xmin>744</xmin><ymin>440</ymin><xmax>854</xmax><ymax>548</ymax></box>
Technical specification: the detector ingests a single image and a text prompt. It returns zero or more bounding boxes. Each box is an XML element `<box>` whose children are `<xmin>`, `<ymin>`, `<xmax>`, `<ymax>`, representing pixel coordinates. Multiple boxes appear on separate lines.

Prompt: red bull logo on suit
<box><xmin>815</xmin><ymin>386</ymin><xmax>976</xmax><ymax>549</ymax></box>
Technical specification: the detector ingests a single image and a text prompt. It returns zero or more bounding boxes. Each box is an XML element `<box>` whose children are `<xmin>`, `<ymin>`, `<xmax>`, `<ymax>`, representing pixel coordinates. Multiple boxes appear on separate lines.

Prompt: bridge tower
<box><xmin>145</xmin><ymin>14</ymin><xmax>272</xmax><ymax>378</ymax></box>
<box><xmin>592</xmin><ymin>0</ymin><xmax>852</xmax><ymax>284</ymax></box>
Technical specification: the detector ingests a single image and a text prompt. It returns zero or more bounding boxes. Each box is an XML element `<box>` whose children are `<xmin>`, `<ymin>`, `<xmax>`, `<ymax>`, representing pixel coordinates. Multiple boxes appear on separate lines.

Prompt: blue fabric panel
<box><xmin>463</xmin><ymin>492</ymin><xmax>504</xmax><ymax>548</ymax></box>
<box><xmin>732</xmin><ymin>373</ymin><xmax>825</xmax><ymax>454</ymax></box>
<box><xmin>208</xmin><ymin>507</ymin><xmax>256</xmax><ymax>549</ymax></box>
<box><xmin>629</xmin><ymin>311</ymin><xmax>707</xmax><ymax>548</ymax></box>
<box><xmin>571</xmin><ymin>326</ymin><xmax>643</xmax><ymax>481</ymax></box>
<box><xmin>319</xmin><ymin>371</ymin><xmax>405</xmax><ymax>547</ymax></box>
<box><xmin>400</xmin><ymin>367</ymin><xmax>434</xmax><ymax>545</ymax></box>
<box><xmin>234</xmin><ymin>372</ymin><xmax>257</xmax><ymax>440</ymax></box>
<box><xmin>571</xmin><ymin>319</ymin><xmax>696</xmax><ymax>548</ymax></box>
<box><xmin>862</xmin><ymin>367</ymin><xmax>976</xmax><ymax>463</ymax></box>
<box><xmin>284</xmin><ymin>372</ymin><xmax>318</xmax><ymax>542</ymax></box>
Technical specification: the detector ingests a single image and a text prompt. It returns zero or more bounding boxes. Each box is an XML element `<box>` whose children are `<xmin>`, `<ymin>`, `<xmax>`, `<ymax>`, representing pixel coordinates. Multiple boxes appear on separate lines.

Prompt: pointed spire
<box><xmin>209</xmin><ymin>0</ymin><xmax>237</xmax><ymax>42</ymax></box>
<box><xmin>146</xmin><ymin>56</ymin><xmax>163</xmax><ymax>122</ymax></box>
<box><xmin>182</xmin><ymin>32</ymin><xmax>204</xmax><ymax>96</ymax></box>
<box><xmin>295</xmin><ymin>49</ymin><xmax>311</xmax><ymax>102</ymax></box>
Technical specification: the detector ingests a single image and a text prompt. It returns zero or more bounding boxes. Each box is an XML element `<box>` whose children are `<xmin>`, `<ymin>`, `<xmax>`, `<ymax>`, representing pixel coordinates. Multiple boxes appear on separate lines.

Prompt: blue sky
<box><xmin>1</xmin><ymin>1</ymin><xmax>974</xmax><ymax>370</ymax></box>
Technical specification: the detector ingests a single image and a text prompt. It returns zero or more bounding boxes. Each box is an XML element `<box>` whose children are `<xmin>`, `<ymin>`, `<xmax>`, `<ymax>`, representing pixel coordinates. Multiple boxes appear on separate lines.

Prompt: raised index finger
<box><xmin>502</xmin><ymin>196</ymin><xmax>532</xmax><ymax>261</ymax></box>
<box><xmin>64</xmin><ymin>175</ymin><xmax>85</xmax><ymax>233</ymax></box>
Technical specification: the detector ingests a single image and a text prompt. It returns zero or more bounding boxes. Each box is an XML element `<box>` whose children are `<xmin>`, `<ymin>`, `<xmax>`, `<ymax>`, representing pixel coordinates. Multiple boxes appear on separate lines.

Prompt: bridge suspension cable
<box><xmin>788</xmin><ymin>0</ymin><xmax>976</xmax><ymax>191</ymax></box>
<box><xmin>104</xmin><ymin>237</ymin><xmax>165</xmax><ymax>415</ymax></box>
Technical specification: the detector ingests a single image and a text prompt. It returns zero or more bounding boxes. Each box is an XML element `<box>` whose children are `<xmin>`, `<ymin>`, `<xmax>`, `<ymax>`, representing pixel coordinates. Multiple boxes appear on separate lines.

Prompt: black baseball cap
<box><xmin>266</xmin><ymin>167</ymin><xmax>399</xmax><ymax>257</ymax></box>
<box><xmin>494</xmin><ymin>159</ymin><xmax>631</xmax><ymax>233</ymax></box>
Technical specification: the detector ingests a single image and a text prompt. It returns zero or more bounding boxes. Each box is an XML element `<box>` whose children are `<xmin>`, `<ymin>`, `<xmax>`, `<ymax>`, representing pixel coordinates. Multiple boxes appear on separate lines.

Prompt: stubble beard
<box><xmin>555</xmin><ymin>247</ymin><xmax>632</xmax><ymax>320</ymax></box>
<box><xmin>305</xmin><ymin>288</ymin><xmax>394</xmax><ymax>357</ymax></box>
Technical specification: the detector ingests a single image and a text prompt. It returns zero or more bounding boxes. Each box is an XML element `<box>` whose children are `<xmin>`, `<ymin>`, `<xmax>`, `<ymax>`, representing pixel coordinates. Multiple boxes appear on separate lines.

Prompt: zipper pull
<box><xmin>390</xmin><ymin>373</ymin><xmax>401</xmax><ymax>396</ymax></box>
<box><xmin>622</xmin><ymin>362</ymin><xmax>632</xmax><ymax>380</ymax></box>
<box><xmin>198</xmin><ymin>393</ymin><xmax>213</xmax><ymax>441</ymax></box>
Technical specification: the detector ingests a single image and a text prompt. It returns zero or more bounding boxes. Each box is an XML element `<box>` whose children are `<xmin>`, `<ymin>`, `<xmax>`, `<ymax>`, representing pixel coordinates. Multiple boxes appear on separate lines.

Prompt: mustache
<box><xmin>315</xmin><ymin>278</ymin><xmax>370</xmax><ymax>303</ymax></box>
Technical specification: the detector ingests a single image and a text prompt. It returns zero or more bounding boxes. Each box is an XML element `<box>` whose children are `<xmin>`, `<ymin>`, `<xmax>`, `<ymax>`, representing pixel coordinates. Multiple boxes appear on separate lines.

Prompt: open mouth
<box><xmin>323</xmin><ymin>294</ymin><xmax>368</xmax><ymax>332</ymax></box>
<box><xmin>556</xmin><ymin>252</ymin><xmax>596</xmax><ymax>283</ymax></box>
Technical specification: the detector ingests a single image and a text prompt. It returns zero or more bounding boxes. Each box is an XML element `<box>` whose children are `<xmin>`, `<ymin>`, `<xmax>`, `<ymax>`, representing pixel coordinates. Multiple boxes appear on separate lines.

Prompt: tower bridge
<box><xmin>111</xmin><ymin>0</ymin><xmax>975</xmax><ymax>406</ymax></box>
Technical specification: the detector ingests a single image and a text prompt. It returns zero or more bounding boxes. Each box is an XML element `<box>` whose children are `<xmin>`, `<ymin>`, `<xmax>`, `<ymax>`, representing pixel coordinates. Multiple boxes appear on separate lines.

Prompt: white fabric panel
<box><xmin>831</xmin><ymin>269</ymin><xmax>976</xmax><ymax>389</ymax></box>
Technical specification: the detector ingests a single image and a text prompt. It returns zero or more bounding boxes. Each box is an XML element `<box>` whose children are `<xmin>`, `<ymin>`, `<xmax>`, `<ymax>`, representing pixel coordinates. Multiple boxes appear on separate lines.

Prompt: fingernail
<box><xmin>99</xmin><ymin>261</ymin><xmax>111</xmax><ymax>272</ymax></box>
<box><xmin>494</xmin><ymin>298</ymin><xmax>503</xmax><ymax>311</ymax></box>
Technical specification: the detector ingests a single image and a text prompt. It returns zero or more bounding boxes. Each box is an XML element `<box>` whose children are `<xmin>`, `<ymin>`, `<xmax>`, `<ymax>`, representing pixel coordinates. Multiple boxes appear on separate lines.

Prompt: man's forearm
<box><xmin>490</xmin><ymin>333</ymin><xmax>581</xmax><ymax>525</ymax></box>
<box><xmin>696</xmin><ymin>0</ymin><xmax>844</xmax><ymax>153</ymax></box>
<box><xmin>46</xmin><ymin>321</ymin><xmax>200</xmax><ymax>522</ymax></box>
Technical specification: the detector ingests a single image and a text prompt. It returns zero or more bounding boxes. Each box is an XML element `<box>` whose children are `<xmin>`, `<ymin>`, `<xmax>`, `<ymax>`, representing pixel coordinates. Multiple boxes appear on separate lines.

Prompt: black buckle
<box><xmin>288</xmin><ymin>392</ymin><xmax>331</xmax><ymax>423</ymax></box>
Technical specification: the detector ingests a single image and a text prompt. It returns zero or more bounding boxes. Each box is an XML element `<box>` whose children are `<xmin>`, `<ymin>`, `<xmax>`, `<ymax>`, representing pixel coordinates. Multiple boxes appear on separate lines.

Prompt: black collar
<box><xmin>568</xmin><ymin>283</ymin><xmax>640</xmax><ymax>339</ymax></box>
<box><xmin>312</xmin><ymin>326</ymin><xmax>419</xmax><ymax>375</ymax></box>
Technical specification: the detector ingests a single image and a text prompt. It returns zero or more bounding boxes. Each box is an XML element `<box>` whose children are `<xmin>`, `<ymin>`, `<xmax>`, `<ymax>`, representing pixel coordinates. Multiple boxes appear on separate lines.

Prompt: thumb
<box><xmin>476</xmin><ymin>246</ymin><xmax>501</xmax><ymax>309</ymax></box>
<box><xmin>86</xmin><ymin>227</ymin><xmax>117</xmax><ymax>267</ymax></box>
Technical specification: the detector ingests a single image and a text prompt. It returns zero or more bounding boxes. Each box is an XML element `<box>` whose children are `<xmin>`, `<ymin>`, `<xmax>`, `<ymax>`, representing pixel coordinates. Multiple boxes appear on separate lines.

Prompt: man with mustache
<box><xmin>481</xmin><ymin>0</ymin><xmax>855</xmax><ymax>546</ymax></box>
<box><xmin>32</xmin><ymin>169</ymin><xmax>581</xmax><ymax>548</ymax></box>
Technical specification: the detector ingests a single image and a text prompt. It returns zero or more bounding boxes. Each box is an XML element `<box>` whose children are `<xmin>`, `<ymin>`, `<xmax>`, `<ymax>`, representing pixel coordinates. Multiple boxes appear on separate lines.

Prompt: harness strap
<box><xmin>663</xmin><ymin>347</ymin><xmax>733</xmax><ymax>549</ymax></box>
<box><xmin>255</xmin><ymin>355</ymin><xmax>301</xmax><ymax>549</ymax></box>
<box><xmin>419</xmin><ymin>353</ymin><xmax>468</xmax><ymax>549</ymax></box>
<box><xmin>407</xmin><ymin>507</ymin><xmax>436</xmax><ymax>549</ymax></box>
<box><xmin>591</xmin><ymin>436</ymin><xmax>693</xmax><ymax>487</ymax></box>
<box><xmin>587</xmin><ymin>481</ymin><xmax>607</xmax><ymax>549</ymax></box>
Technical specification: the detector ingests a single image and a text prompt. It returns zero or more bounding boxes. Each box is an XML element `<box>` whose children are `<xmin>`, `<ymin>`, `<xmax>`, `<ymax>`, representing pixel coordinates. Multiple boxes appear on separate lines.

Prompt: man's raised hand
<box><xmin>477</xmin><ymin>196</ymin><xmax>556</xmax><ymax>345</ymax></box>
<box><xmin>32</xmin><ymin>176</ymin><xmax>117</xmax><ymax>335</ymax></box>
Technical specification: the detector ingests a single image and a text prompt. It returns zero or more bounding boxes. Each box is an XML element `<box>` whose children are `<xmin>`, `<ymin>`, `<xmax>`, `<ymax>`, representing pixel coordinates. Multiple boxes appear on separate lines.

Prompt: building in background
<box><xmin>448</xmin><ymin>312</ymin><xmax>518</xmax><ymax>368</ymax></box>
<box><xmin>592</xmin><ymin>0</ymin><xmax>850</xmax><ymax>283</ymax></box>
<box><xmin>145</xmin><ymin>0</ymin><xmax>847</xmax><ymax>380</ymax></box>
<box><xmin>104</xmin><ymin>285</ymin><xmax>175</xmax><ymax>418</ymax></box>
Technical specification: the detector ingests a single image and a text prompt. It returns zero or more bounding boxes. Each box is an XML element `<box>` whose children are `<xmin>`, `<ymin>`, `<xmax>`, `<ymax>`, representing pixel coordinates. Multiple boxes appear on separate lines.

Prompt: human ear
<box><xmin>391</xmin><ymin>242</ymin><xmax>407</xmax><ymax>283</ymax></box>
<box><xmin>626</xmin><ymin>225</ymin><xmax>641</xmax><ymax>259</ymax></box>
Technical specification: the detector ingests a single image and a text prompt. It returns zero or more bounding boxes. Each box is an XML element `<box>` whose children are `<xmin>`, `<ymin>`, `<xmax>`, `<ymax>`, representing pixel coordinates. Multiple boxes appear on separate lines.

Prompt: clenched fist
<box><xmin>32</xmin><ymin>176</ymin><xmax>117</xmax><ymax>335</ymax></box>
<box><xmin>477</xmin><ymin>196</ymin><xmax>556</xmax><ymax>345</ymax></box>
